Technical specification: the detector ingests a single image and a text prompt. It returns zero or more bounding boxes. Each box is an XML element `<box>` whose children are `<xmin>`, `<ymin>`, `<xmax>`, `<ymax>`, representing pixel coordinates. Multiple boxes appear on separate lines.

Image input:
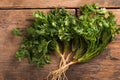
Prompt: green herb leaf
<box><xmin>12</xmin><ymin>3</ymin><xmax>119</xmax><ymax>68</ymax></box>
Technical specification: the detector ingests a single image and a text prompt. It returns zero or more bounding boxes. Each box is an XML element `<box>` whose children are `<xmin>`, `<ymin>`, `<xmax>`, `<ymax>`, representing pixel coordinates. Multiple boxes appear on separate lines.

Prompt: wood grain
<box><xmin>0</xmin><ymin>9</ymin><xmax>75</xmax><ymax>62</ymax></box>
<box><xmin>0</xmin><ymin>0</ymin><xmax>120</xmax><ymax>9</ymax></box>
<box><xmin>0</xmin><ymin>9</ymin><xmax>75</xmax><ymax>80</ymax></box>
<box><xmin>0</xmin><ymin>9</ymin><xmax>120</xmax><ymax>80</ymax></box>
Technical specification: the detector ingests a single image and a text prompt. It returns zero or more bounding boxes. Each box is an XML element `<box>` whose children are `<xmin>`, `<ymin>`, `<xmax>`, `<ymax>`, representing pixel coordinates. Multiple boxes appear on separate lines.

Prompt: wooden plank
<box><xmin>0</xmin><ymin>9</ymin><xmax>120</xmax><ymax>80</ymax></box>
<box><xmin>0</xmin><ymin>9</ymin><xmax>74</xmax><ymax>80</ymax></box>
<box><xmin>67</xmin><ymin>59</ymin><xmax>120</xmax><ymax>80</ymax></box>
<box><xmin>108</xmin><ymin>42</ymin><xmax>120</xmax><ymax>49</ymax></box>
<box><xmin>0</xmin><ymin>0</ymin><xmax>120</xmax><ymax>9</ymax></box>
<box><xmin>0</xmin><ymin>9</ymin><xmax>75</xmax><ymax>62</ymax></box>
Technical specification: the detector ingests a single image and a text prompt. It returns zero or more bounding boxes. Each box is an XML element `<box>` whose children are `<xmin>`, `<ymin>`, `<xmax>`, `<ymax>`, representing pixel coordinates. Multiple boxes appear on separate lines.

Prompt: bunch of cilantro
<box><xmin>12</xmin><ymin>4</ymin><xmax>119</xmax><ymax>80</ymax></box>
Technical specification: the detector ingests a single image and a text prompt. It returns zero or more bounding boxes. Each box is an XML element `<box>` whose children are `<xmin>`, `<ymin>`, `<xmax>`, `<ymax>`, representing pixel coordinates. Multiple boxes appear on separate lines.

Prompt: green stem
<box><xmin>63</xmin><ymin>41</ymin><xmax>69</xmax><ymax>55</ymax></box>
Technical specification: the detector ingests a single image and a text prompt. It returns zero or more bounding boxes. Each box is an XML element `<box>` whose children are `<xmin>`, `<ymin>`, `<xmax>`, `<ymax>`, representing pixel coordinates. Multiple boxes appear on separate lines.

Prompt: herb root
<box><xmin>47</xmin><ymin>52</ymin><xmax>76</xmax><ymax>80</ymax></box>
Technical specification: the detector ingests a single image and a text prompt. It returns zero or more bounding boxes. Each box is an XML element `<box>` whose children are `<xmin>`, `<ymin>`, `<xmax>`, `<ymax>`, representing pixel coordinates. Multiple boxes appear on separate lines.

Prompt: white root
<box><xmin>47</xmin><ymin>53</ymin><xmax>76</xmax><ymax>80</ymax></box>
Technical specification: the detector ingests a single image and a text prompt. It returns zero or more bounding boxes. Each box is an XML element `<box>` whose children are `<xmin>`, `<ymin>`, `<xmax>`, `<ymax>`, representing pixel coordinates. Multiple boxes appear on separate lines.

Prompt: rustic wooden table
<box><xmin>0</xmin><ymin>0</ymin><xmax>120</xmax><ymax>80</ymax></box>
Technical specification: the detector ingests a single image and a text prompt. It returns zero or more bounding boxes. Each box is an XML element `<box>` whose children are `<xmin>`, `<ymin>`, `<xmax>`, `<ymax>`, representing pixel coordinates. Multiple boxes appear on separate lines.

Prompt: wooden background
<box><xmin>0</xmin><ymin>0</ymin><xmax>120</xmax><ymax>80</ymax></box>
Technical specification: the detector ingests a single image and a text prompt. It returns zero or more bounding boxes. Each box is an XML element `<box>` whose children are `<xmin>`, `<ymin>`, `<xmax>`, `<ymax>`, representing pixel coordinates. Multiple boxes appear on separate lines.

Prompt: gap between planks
<box><xmin>0</xmin><ymin>7</ymin><xmax>120</xmax><ymax>10</ymax></box>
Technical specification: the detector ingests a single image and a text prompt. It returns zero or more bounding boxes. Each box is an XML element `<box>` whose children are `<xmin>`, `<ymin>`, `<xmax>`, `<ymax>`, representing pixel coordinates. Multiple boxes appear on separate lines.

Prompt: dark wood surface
<box><xmin>0</xmin><ymin>0</ymin><xmax>120</xmax><ymax>8</ymax></box>
<box><xmin>0</xmin><ymin>1</ymin><xmax>120</xmax><ymax>80</ymax></box>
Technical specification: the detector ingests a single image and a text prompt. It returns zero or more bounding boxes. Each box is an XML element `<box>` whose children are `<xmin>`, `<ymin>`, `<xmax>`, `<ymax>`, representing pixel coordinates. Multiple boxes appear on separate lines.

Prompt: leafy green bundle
<box><xmin>12</xmin><ymin>4</ymin><xmax>119</xmax><ymax>80</ymax></box>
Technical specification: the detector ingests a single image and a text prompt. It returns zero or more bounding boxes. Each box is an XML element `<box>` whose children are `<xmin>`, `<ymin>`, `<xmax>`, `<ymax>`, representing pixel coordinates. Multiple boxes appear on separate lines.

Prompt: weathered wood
<box><xmin>0</xmin><ymin>9</ymin><xmax>75</xmax><ymax>62</ymax></box>
<box><xmin>0</xmin><ymin>9</ymin><xmax>75</xmax><ymax>80</ymax></box>
<box><xmin>0</xmin><ymin>9</ymin><xmax>120</xmax><ymax>28</ymax></box>
<box><xmin>0</xmin><ymin>0</ymin><xmax>120</xmax><ymax>9</ymax></box>
<box><xmin>0</xmin><ymin>9</ymin><xmax>120</xmax><ymax>80</ymax></box>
